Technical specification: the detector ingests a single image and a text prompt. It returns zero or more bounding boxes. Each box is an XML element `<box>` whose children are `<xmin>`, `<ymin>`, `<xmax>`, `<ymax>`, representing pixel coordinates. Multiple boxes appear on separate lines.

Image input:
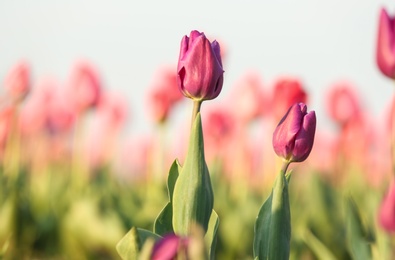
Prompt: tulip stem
<box><xmin>281</xmin><ymin>160</ymin><xmax>291</xmax><ymax>177</ymax></box>
<box><xmin>191</xmin><ymin>100</ymin><xmax>202</xmax><ymax>126</ymax></box>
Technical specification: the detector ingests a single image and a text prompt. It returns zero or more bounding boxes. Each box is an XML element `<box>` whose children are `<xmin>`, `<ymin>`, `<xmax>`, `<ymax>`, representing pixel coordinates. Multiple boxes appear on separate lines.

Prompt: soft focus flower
<box><xmin>147</xmin><ymin>66</ymin><xmax>183</xmax><ymax>123</ymax></box>
<box><xmin>67</xmin><ymin>61</ymin><xmax>102</xmax><ymax>113</ymax></box>
<box><xmin>4</xmin><ymin>61</ymin><xmax>30</xmax><ymax>101</ymax></box>
<box><xmin>151</xmin><ymin>234</ymin><xmax>189</xmax><ymax>260</ymax></box>
<box><xmin>272</xmin><ymin>103</ymin><xmax>316</xmax><ymax>163</ymax></box>
<box><xmin>271</xmin><ymin>77</ymin><xmax>307</xmax><ymax>121</ymax></box>
<box><xmin>376</xmin><ymin>8</ymin><xmax>395</xmax><ymax>79</ymax></box>
<box><xmin>228</xmin><ymin>71</ymin><xmax>266</xmax><ymax>122</ymax></box>
<box><xmin>177</xmin><ymin>30</ymin><xmax>224</xmax><ymax>101</ymax></box>
<box><xmin>379</xmin><ymin>182</ymin><xmax>395</xmax><ymax>232</ymax></box>
<box><xmin>326</xmin><ymin>82</ymin><xmax>361</xmax><ymax>125</ymax></box>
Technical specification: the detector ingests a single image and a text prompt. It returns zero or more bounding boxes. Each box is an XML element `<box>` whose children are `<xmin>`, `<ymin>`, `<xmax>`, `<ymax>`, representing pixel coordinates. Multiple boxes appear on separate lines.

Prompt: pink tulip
<box><xmin>326</xmin><ymin>82</ymin><xmax>361</xmax><ymax>125</ymax></box>
<box><xmin>376</xmin><ymin>8</ymin><xmax>395</xmax><ymax>79</ymax></box>
<box><xmin>151</xmin><ymin>234</ymin><xmax>189</xmax><ymax>260</ymax></box>
<box><xmin>228</xmin><ymin>71</ymin><xmax>266</xmax><ymax>123</ymax></box>
<box><xmin>147</xmin><ymin>66</ymin><xmax>183</xmax><ymax>123</ymax></box>
<box><xmin>271</xmin><ymin>77</ymin><xmax>307</xmax><ymax>121</ymax></box>
<box><xmin>177</xmin><ymin>30</ymin><xmax>224</xmax><ymax>101</ymax></box>
<box><xmin>4</xmin><ymin>61</ymin><xmax>30</xmax><ymax>101</ymax></box>
<box><xmin>379</xmin><ymin>182</ymin><xmax>395</xmax><ymax>232</ymax></box>
<box><xmin>67</xmin><ymin>61</ymin><xmax>101</xmax><ymax>113</ymax></box>
<box><xmin>272</xmin><ymin>103</ymin><xmax>316</xmax><ymax>163</ymax></box>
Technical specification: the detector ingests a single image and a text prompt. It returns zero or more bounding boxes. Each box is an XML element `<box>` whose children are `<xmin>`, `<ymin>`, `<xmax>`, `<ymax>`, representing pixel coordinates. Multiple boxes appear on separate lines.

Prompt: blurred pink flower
<box><xmin>326</xmin><ymin>82</ymin><xmax>362</xmax><ymax>125</ymax></box>
<box><xmin>4</xmin><ymin>61</ymin><xmax>30</xmax><ymax>101</ymax></box>
<box><xmin>376</xmin><ymin>8</ymin><xmax>395</xmax><ymax>79</ymax></box>
<box><xmin>203</xmin><ymin>105</ymin><xmax>236</xmax><ymax>162</ymax></box>
<box><xmin>379</xmin><ymin>182</ymin><xmax>395</xmax><ymax>232</ymax></box>
<box><xmin>151</xmin><ymin>234</ymin><xmax>189</xmax><ymax>260</ymax></box>
<box><xmin>147</xmin><ymin>66</ymin><xmax>183</xmax><ymax>123</ymax></box>
<box><xmin>47</xmin><ymin>87</ymin><xmax>76</xmax><ymax>133</ymax></box>
<box><xmin>67</xmin><ymin>61</ymin><xmax>102</xmax><ymax>113</ymax></box>
<box><xmin>270</xmin><ymin>77</ymin><xmax>307</xmax><ymax>121</ymax></box>
<box><xmin>19</xmin><ymin>78</ymin><xmax>56</xmax><ymax>136</ymax></box>
<box><xmin>228</xmin><ymin>71</ymin><xmax>266</xmax><ymax>123</ymax></box>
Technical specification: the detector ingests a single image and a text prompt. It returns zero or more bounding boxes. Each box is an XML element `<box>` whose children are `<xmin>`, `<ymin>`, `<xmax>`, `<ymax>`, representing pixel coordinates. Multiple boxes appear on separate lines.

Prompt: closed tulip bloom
<box><xmin>4</xmin><ymin>61</ymin><xmax>30</xmax><ymax>101</ymax></box>
<box><xmin>177</xmin><ymin>30</ymin><xmax>224</xmax><ymax>101</ymax></box>
<box><xmin>151</xmin><ymin>234</ymin><xmax>189</xmax><ymax>260</ymax></box>
<box><xmin>273</xmin><ymin>103</ymin><xmax>316</xmax><ymax>163</ymax></box>
<box><xmin>377</xmin><ymin>8</ymin><xmax>395</xmax><ymax>79</ymax></box>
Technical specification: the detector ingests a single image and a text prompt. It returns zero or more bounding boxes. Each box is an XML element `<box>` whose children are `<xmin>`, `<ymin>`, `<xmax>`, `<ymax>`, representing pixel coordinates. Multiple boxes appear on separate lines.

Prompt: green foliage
<box><xmin>254</xmin><ymin>171</ymin><xmax>290</xmax><ymax>260</ymax></box>
<box><xmin>172</xmin><ymin>113</ymin><xmax>214</xmax><ymax>235</ymax></box>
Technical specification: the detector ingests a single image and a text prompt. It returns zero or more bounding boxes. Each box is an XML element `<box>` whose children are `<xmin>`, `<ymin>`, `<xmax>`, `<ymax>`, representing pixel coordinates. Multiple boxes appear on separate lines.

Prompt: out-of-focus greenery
<box><xmin>0</xmin><ymin>155</ymin><xmax>391</xmax><ymax>259</ymax></box>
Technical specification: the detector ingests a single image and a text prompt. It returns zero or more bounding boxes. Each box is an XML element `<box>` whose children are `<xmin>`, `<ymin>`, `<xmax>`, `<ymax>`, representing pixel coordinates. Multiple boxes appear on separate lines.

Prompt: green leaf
<box><xmin>116</xmin><ymin>227</ymin><xmax>161</xmax><ymax>260</ymax></box>
<box><xmin>205</xmin><ymin>210</ymin><xmax>220</xmax><ymax>260</ymax></box>
<box><xmin>154</xmin><ymin>203</ymin><xmax>173</xmax><ymax>235</ymax></box>
<box><xmin>172</xmin><ymin>113</ymin><xmax>214</xmax><ymax>235</ymax></box>
<box><xmin>302</xmin><ymin>228</ymin><xmax>337</xmax><ymax>260</ymax></box>
<box><xmin>153</xmin><ymin>160</ymin><xmax>181</xmax><ymax>235</ymax></box>
<box><xmin>253</xmin><ymin>171</ymin><xmax>290</xmax><ymax>260</ymax></box>
<box><xmin>346</xmin><ymin>197</ymin><xmax>371</xmax><ymax>260</ymax></box>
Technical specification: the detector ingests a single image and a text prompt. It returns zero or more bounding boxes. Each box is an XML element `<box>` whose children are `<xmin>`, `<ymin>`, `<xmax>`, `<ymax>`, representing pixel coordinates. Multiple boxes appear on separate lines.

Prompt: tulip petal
<box><xmin>292</xmin><ymin>111</ymin><xmax>316</xmax><ymax>162</ymax></box>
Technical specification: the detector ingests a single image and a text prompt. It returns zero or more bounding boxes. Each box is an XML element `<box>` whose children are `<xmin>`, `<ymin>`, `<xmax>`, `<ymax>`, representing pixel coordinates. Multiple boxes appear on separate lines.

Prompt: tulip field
<box><xmin>1</xmin><ymin>6</ymin><xmax>395</xmax><ymax>260</ymax></box>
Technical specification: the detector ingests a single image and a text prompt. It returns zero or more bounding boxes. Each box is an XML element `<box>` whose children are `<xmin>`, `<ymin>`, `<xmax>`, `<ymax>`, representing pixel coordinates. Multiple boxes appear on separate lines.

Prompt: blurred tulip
<box><xmin>273</xmin><ymin>103</ymin><xmax>316</xmax><ymax>163</ymax></box>
<box><xmin>67</xmin><ymin>61</ymin><xmax>101</xmax><ymax>113</ymax></box>
<box><xmin>228</xmin><ymin>71</ymin><xmax>266</xmax><ymax>123</ymax></box>
<box><xmin>151</xmin><ymin>234</ymin><xmax>189</xmax><ymax>260</ymax></box>
<box><xmin>203</xmin><ymin>105</ymin><xmax>236</xmax><ymax>162</ymax></box>
<box><xmin>379</xmin><ymin>182</ymin><xmax>395</xmax><ymax>232</ymax></box>
<box><xmin>376</xmin><ymin>8</ymin><xmax>395</xmax><ymax>79</ymax></box>
<box><xmin>271</xmin><ymin>77</ymin><xmax>307</xmax><ymax>121</ymax></box>
<box><xmin>326</xmin><ymin>82</ymin><xmax>361</xmax><ymax>125</ymax></box>
<box><xmin>147</xmin><ymin>66</ymin><xmax>183</xmax><ymax>123</ymax></box>
<box><xmin>177</xmin><ymin>30</ymin><xmax>224</xmax><ymax>101</ymax></box>
<box><xmin>47</xmin><ymin>87</ymin><xmax>75</xmax><ymax>134</ymax></box>
<box><xmin>4</xmin><ymin>61</ymin><xmax>30</xmax><ymax>101</ymax></box>
<box><xmin>19</xmin><ymin>78</ymin><xmax>56</xmax><ymax>136</ymax></box>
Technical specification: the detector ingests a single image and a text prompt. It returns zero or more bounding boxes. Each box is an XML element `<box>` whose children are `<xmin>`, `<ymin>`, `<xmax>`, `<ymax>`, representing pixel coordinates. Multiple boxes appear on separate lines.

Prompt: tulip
<box><xmin>271</xmin><ymin>77</ymin><xmax>307</xmax><ymax>121</ymax></box>
<box><xmin>272</xmin><ymin>103</ymin><xmax>316</xmax><ymax>163</ymax></box>
<box><xmin>177</xmin><ymin>30</ymin><xmax>224</xmax><ymax>102</ymax></box>
<box><xmin>379</xmin><ymin>182</ymin><xmax>395</xmax><ymax>232</ymax></box>
<box><xmin>377</xmin><ymin>8</ymin><xmax>395</xmax><ymax>79</ymax></box>
<box><xmin>4</xmin><ymin>61</ymin><xmax>30</xmax><ymax>101</ymax></box>
<box><xmin>151</xmin><ymin>234</ymin><xmax>189</xmax><ymax>260</ymax></box>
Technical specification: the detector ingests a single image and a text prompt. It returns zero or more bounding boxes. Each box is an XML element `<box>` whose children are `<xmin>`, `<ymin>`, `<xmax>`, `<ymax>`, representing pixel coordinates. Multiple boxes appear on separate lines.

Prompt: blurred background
<box><xmin>1</xmin><ymin>1</ymin><xmax>394</xmax><ymax>134</ymax></box>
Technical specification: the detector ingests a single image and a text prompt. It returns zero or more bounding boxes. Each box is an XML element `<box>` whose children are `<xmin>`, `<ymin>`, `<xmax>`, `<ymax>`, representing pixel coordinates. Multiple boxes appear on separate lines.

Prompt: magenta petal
<box><xmin>272</xmin><ymin>104</ymin><xmax>304</xmax><ymax>160</ymax></box>
<box><xmin>292</xmin><ymin>111</ymin><xmax>316</xmax><ymax>162</ymax></box>
<box><xmin>151</xmin><ymin>234</ymin><xmax>181</xmax><ymax>260</ymax></box>
<box><xmin>377</xmin><ymin>8</ymin><xmax>395</xmax><ymax>78</ymax></box>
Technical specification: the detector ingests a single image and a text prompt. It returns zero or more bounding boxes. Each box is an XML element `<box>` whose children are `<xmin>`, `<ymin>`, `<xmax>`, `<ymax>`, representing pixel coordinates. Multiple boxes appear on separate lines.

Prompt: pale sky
<box><xmin>1</xmin><ymin>1</ymin><xmax>394</xmax><ymax>134</ymax></box>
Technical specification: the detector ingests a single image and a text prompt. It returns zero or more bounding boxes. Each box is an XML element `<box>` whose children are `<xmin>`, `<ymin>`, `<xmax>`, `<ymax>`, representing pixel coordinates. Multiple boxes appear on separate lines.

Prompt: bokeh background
<box><xmin>1</xmin><ymin>0</ymin><xmax>394</xmax><ymax>134</ymax></box>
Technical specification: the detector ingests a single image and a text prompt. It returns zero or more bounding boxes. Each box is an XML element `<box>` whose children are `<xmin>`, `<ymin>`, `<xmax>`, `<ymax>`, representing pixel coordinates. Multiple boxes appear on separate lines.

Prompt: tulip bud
<box><xmin>272</xmin><ymin>103</ymin><xmax>316</xmax><ymax>163</ymax></box>
<box><xmin>4</xmin><ymin>61</ymin><xmax>30</xmax><ymax>101</ymax></box>
<box><xmin>377</xmin><ymin>8</ymin><xmax>395</xmax><ymax>79</ymax></box>
<box><xmin>177</xmin><ymin>30</ymin><xmax>224</xmax><ymax>101</ymax></box>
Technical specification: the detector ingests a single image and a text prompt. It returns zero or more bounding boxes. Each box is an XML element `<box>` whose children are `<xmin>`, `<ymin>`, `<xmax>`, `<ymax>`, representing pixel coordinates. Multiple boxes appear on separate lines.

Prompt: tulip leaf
<box><xmin>153</xmin><ymin>160</ymin><xmax>181</xmax><ymax>235</ymax></box>
<box><xmin>346</xmin><ymin>197</ymin><xmax>371</xmax><ymax>260</ymax></box>
<box><xmin>253</xmin><ymin>171</ymin><xmax>290</xmax><ymax>260</ymax></box>
<box><xmin>205</xmin><ymin>210</ymin><xmax>220</xmax><ymax>260</ymax></box>
<box><xmin>172</xmin><ymin>113</ymin><xmax>214</xmax><ymax>235</ymax></box>
<box><xmin>116</xmin><ymin>227</ymin><xmax>161</xmax><ymax>260</ymax></box>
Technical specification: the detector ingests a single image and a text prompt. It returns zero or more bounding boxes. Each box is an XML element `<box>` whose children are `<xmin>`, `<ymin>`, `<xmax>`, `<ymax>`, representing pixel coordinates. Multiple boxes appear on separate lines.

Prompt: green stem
<box><xmin>191</xmin><ymin>100</ymin><xmax>202</xmax><ymax>127</ymax></box>
<box><xmin>281</xmin><ymin>160</ymin><xmax>291</xmax><ymax>177</ymax></box>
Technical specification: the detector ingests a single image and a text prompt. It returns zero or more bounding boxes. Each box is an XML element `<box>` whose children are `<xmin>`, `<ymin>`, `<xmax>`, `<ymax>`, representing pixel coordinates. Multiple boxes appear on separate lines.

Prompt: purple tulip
<box><xmin>377</xmin><ymin>8</ymin><xmax>395</xmax><ymax>79</ymax></box>
<box><xmin>151</xmin><ymin>234</ymin><xmax>188</xmax><ymax>260</ymax></box>
<box><xmin>272</xmin><ymin>103</ymin><xmax>316</xmax><ymax>163</ymax></box>
<box><xmin>177</xmin><ymin>30</ymin><xmax>224</xmax><ymax>101</ymax></box>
